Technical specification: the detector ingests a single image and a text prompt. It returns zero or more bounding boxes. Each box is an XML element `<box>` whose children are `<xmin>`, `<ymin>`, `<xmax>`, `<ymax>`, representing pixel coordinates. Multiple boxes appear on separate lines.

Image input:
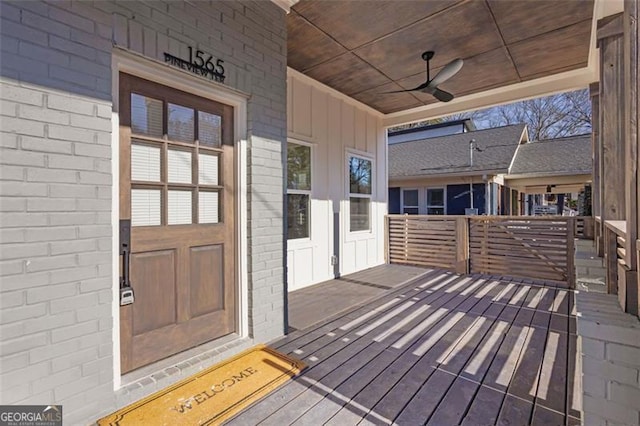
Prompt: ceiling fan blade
<box><xmin>432</xmin><ymin>88</ymin><xmax>454</xmax><ymax>102</ymax></box>
<box><xmin>379</xmin><ymin>89</ymin><xmax>415</xmax><ymax>94</ymax></box>
<box><xmin>380</xmin><ymin>80</ymin><xmax>430</xmax><ymax>94</ymax></box>
<box><xmin>429</xmin><ymin>58</ymin><xmax>464</xmax><ymax>87</ymax></box>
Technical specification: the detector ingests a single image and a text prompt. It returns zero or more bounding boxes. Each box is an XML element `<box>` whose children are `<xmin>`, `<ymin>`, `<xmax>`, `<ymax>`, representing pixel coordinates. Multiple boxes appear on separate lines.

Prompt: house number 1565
<box><xmin>188</xmin><ymin>47</ymin><xmax>225</xmax><ymax>76</ymax></box>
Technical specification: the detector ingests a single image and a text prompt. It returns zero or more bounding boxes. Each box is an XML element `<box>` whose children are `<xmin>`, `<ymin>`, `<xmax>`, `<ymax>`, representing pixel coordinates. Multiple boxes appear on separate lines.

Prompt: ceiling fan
<box><xmin>382</xmin><ymin>51</ymin><xmax>463</xmax><ymax>102</ymax></box>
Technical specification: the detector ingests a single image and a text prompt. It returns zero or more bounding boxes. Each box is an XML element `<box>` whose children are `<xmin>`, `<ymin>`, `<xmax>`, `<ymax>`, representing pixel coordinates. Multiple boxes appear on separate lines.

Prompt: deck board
<box><xmin>226</xmin><ymin>266</ymin><xmax>579</xmax><ymax>426</ymax></box>
<box><xmin>287</xmin><ymin>265</ymin><xmax>430</xmax><ymax>331</ymax></box>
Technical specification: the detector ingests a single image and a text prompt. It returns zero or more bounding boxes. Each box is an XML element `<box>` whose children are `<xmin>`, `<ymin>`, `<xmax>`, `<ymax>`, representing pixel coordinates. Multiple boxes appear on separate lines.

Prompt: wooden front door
<box><xmin>119</xmin><ymin>73</ymin><xmax>236</xmax><ymax>373</ymax></box>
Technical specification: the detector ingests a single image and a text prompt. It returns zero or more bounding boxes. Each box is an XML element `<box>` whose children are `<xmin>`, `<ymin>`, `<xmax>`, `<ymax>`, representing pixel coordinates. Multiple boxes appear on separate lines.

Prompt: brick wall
<box><xmin>0</xmin><ymin>1</ymin><xmax>286</xmax><ymax>423</ymax></box>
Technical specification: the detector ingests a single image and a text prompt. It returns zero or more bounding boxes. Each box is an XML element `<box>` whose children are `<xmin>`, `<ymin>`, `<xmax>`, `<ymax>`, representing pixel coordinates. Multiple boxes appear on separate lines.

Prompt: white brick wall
<box><xmin>576</xmin><ymin>292</ymin><xmax>640</xmax><ymax>425</ymax></box>
<box><xmin>0</xmin><ymin>0</ymin><xmax>286</xmax><ymax>424</ymax></box>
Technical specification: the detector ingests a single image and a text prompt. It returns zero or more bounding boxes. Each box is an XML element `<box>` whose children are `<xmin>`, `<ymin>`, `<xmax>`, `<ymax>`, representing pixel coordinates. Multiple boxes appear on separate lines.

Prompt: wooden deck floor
<box><xmin>287</xmin><ymin>264</ymin><xmax>431</xmax><ymax>331</ymax></box>
<box><xmin>229</xmin><ymin>268</ymin><xmax>580</xmax><ymax>426</ymax></box>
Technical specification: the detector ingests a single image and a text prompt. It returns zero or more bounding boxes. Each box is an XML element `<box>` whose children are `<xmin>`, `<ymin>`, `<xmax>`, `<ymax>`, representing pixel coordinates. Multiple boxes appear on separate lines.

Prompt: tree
<box><xmin>473</xmin><ymin>89</ymin><xmax>591</xmax><ymax>140</ymax></box>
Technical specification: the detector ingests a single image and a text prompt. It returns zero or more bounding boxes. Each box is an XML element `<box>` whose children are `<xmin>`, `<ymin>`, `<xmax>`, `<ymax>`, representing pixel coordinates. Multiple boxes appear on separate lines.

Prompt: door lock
<box><xmin>120</xmin><ymin>287</ymin><xmax>134</xmax><ymax>306</ymax></box>
<box><xmin>119</xmin><ymin>219</ymin><xmax>134</xmax><ymax>306</ymax></box>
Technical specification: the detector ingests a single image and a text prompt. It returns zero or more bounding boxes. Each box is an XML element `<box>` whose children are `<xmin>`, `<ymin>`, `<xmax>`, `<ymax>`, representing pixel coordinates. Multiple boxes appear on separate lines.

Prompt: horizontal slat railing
<box><xmin>387</xmin><ymin>215</ymin><xmax>463</xmax><ymax>271</ymax></box>
<box><xmin>386</xmin><ymin>215</ymin><xmax>575</xmax><ymax>286</ymax></box>
<box><xmin>576</xmin><ymin>216</ymin><xmax>594</xmax><ymax>239</ymax></box>
<box><xmin>468</xmin><ymin>217</ymin><xmax>575</xmax><ymax>284</ymax></box>
<box><xmin>603</xmin><ymin>220</ymin><xmax>627</xmax><ymax>302</ymax></box>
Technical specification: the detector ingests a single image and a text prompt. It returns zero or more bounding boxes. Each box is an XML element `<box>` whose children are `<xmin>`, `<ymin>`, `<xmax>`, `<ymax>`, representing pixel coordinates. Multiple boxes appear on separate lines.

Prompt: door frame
<box><xmin>110</xmin><ymin>49</ymin><xmax>249</xmax><ymax>388</ymax></box>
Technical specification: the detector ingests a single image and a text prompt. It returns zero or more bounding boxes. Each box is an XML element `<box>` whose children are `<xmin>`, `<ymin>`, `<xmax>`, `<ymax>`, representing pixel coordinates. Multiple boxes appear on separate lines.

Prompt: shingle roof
<box><xmin>509</xmin><ymin>134</ymin><xmax>592</xmax><ymax>176</ymax></box>
<box><xmin>388</xmin><ymin>124</ymin><xmax>526</xmax><ymax>178</ymax></box>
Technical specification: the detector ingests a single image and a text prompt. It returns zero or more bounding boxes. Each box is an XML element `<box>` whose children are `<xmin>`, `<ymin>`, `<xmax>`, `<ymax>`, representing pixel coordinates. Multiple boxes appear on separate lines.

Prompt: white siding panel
<box><xmin>287</xmin><ymin>74</ymin><xmax>294</xmax><ymax>134</ymax></box>
<box><xmin>355</xmin><ymin>108</ymin><xmax>366</xmax><ymax>152</ymax></box>
<box><xmin>343</xmin><ymin>240</ymin><xmax>356</xmax><ymax>275</ymax></box>
<box><xmin>366</xmin><ymin>114</ymin><xmax>378</xmax><ymax>154</ymax></box>
<box><xmin>367</xmin><ymin>238</ymin><xmax>377</xmax><ymax>265</ymax></box>
<box><xmin>355</xmin><ymin>239</ymin><xmax>367</xmax><ymax>270</ymax></box>
<box><xmin>287</xmin><ymin>70</ymin><xmax>386</xmax><ymax>291</ymax></box>
<box><xmin>311</xmin><ymin>87</ymin><xmax>328</xmax><ymax>144</ymax></box>
<box><xmin>287</xmin><ymin>249</ymin><xmax>295</xmax><ymax>288</ymax></box>
<box><xmin>341</xmin><ymin>103</ymin><xmax>355</xmax><ymax>149</ymax></box>
<box><xmin>292</xmin><ymin>77</ymin><xmax>312</xmax><ymax>137</ymax></box>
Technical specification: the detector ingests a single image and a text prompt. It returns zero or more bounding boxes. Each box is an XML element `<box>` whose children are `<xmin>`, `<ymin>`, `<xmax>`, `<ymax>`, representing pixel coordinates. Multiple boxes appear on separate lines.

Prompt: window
<box><xmin>426</xmin><ymin>188</ymin><xmax>445</xmax><ymax>215</ymax></box>
<box><xmin>402</xmin><ymin>189</ymin><xmax>419</xmax><ymax>214</ymax></box>
<box><xmin>287</xmin><ymin>143</ymin><xmax>311</xmax><ymax>239</ymax></box>
<box><xmin>348</xmin><ymin>155</ymin><xmax>372</xmax><ymax>232</ymax></box>
<box><xmin>129</xmin><ymin>93</ymin><xmax>223</xmax><ymax>227</ymax></box>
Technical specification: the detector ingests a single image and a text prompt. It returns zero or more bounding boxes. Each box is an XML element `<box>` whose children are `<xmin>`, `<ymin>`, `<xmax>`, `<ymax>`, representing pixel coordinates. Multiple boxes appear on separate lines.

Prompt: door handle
<box><xmin>119</xmin><ymin>219</ymin><xmax>134</xmax><ymax>306</ymax></box>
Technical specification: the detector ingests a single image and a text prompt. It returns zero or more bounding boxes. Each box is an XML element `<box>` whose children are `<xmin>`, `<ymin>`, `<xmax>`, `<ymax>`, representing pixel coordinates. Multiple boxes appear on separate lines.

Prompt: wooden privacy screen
<box><xmin>386</xmin><ymin>215</ymin><xmax>465</xmax><ymax>272</ymax></box>
<box><xmin>386</xmin><ymin>215</ymin><xmax>576</xmax><ymax>286</ymax></box>
<box><xmin>468</xmin><ymin>217</ymin><xmax>575</xmax><ymax>284</ymax></box>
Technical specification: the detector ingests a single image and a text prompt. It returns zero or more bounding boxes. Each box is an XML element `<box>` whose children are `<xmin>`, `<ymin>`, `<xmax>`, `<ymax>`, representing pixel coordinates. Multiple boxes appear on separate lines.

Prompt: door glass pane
<box><xmin>198</xmin><ymin>153</ymin><xmax>219</xmax><ymax>186</ymax></box>
<box><xmin>168</xmin><ymin>190</ymin><xmax>192</xmax><ymax>225</ymax></box>
<box><xmin>131</xmin><ymin>143</ymin><xmax>160</xmax><ymax>182</ymax></box>
<box><xmin>349</xmin><ymin>156</ymin><xmax>372</xmax><ymax>194</ymax></box>
<box><xmin>131</xmin><ymin>94</ymin><xmax>163</xmax><ymax>137</ymax></box>
<box><xmin>199</xmin><ymin>191</ymin><xmax>219</xmax><ymax>224</ymax></box>
<box><xmin>350</xmin><ymin>197</ymin><xmax>370</xmax><ymax>232</ymax></box>
<box><xmin>168</xmin><ymin>103</ymin><xmax>194</xmax><ymax>142</ymax></box>
<box><xmin>167</xmin><ymin>149</ymin><xmax>192</xmax><ymax>184</ymax></box>
<box><xmin>287</xmin><ymin>194</ymin><xmax>309</xmax><ymax>239</ymax></box>
<box><xmin>403</xmin><ymin>189</ymin><xmax>418</xmax><ymax>207</ymax></box>
<box><xmin>427</xmin><ymin>207</ymin><xmax>445</xmax><ymax>215</ymax></box>
<box><xmin>199</xmin><ymin>111</ymin><xmax>221</xmax><ymax>147</ymax></box>
<box><xmin>131</xmin><ymin>189</ymin><xmax>161</xmax><ymax>226</ymax></box>
<box><xmin>287</xmin><ymin>144</ymin><xmax>311</xmax><ymax>190</ymax></box>
<box><xmin>403</xmin><ymin>207</ymin><xmax>419</xmax><ymax>215</ymax></box>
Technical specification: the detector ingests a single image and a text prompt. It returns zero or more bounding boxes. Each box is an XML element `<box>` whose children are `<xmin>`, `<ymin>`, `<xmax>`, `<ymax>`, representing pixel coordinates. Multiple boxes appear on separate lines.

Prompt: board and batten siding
<box><xmin>286</xmin><ymin>69</ymin><xmax>387</xmax><ymax>290</ymax></box>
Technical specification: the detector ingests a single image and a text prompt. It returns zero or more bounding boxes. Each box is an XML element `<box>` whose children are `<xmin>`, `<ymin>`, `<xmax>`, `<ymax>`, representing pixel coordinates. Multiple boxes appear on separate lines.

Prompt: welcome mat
<box><xmin>98</xmin><ymin>345</ymin><xmax>306</xmax><ymax>425</ymax></box>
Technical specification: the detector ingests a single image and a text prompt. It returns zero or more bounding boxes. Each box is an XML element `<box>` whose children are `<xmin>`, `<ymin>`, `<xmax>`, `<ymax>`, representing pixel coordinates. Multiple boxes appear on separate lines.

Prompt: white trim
<box><xmin>110</xmin><ymin>48</ymin><xmax>249</xmax><ymax>387</ymax></box>
<box><xmin>288</xmin><ymin>67</ymin><xmax>384</xmax><ymax>119</ymax></box>
<box><xmin>383</xmin><ymin>67</ymin><xmax>597</xmax><ymax>127</ymax></box>
<box><xmin>345</xmin><ymin>149</ymin><xmax>375</xmax><ymax>238</ymax></box>
<box><xmin>288</xmin><ymin>136</ymin><xmax>317</xmax><ymax>146</ymax></box>
<box><xmin>110</xmin><ymin>110</ymin><xmax>121</xmax><ymax>390</ymax></box>
<box><xmin>286</xmin><ymin>140</ymin><xmax>313</xmax><ymax>244</ymax></box>
<box><xmin>507</xmin><ymin>127</ymin><xmax>529</xmax><ymax>173</ymax></box>
<box><xmin>270</xmin><ymin>0</ymin><xmax>299</xmax><ymax>13</ymax></box>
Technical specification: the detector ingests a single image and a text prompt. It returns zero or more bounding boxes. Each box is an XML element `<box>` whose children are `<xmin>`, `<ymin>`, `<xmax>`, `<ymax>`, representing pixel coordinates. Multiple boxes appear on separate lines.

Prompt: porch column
<box><xmin>598</xmin><ymin>13</ymin><xmax>627</xmax><ymax>308</ymax></box>
<box><xmin>597</xmin><ymin>13</ymin><xmax>626</xmax><ymax>222</ymax></box>
<box><xmin>590</xmin><ymin>83</ymin><xmax>603</xmax><ymax>254</ymax></box>
<box><xmin>625</xmin><ymin>0</ymin><xmax>639</xmax><ymax>316</ymax></box>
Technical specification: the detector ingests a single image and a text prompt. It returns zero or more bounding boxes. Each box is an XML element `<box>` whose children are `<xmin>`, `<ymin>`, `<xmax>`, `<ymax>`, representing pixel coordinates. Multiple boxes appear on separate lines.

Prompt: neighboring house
<box><xmin>388</xmin><ymin>118</ymin><xmax>475</xmax><ymax>144</ymax></box>
<box><xmin>506</xmin><ymin>134</ymin><xmax>593</xmax><ymax>215</ymax></box>
<box><xmin>389</xmin><ymin>124</ymin><xmax>593</xmax><ymax>217</ymax></box>
<box><xmin>389</xmin><ymin>123</ymin><xmax>529</xmax><ymax>216</ymax></box>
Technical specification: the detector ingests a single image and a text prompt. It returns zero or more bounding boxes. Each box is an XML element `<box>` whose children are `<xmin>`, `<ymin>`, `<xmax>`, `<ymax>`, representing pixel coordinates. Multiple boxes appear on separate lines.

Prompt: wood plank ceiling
<box><xmin>287</xmin><ymin>0</ymin><xmax>594</xmax><ymax>113</ymax></box>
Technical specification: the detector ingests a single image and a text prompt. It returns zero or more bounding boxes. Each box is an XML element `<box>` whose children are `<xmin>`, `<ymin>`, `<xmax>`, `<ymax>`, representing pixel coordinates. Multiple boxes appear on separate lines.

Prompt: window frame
<box><xmin>346</xmin><ymin>150</ymin><xmax>374</xmax><ymax>234</ymax></box>
<box><xmin>286</xmin><ymin>140</ymin><xmax>313</xmax><ymax>241</ymax></box>
<box><xmin>426</xmin><ymin>187</ymin><xmax>446</xmax><ymax>215</ymax></box>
